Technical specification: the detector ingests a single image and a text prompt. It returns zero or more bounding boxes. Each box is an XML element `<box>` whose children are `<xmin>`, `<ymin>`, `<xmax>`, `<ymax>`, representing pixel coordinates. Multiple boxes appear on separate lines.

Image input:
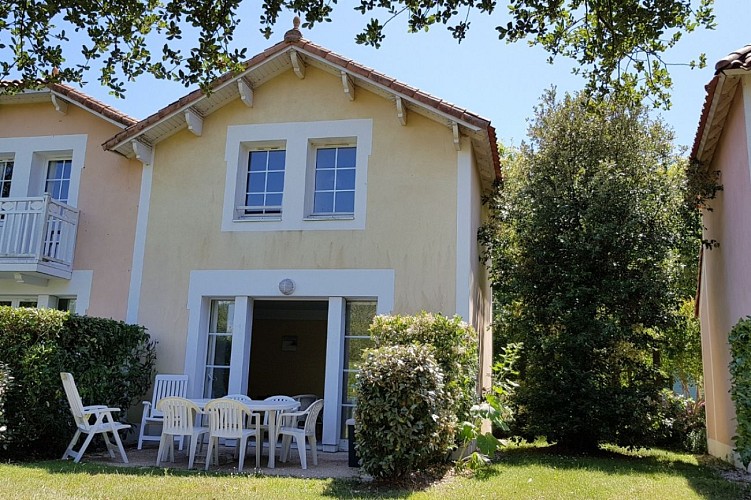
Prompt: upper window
<box><xmin>223</xmin><ymin>119</ymin><xmax>372</xmax><ymax>232</ymax></box>
<box><xmin>45</xmin><ymin>159</ymin><xmax>72</xmax><ymax>203</ymax></box>
<box><xmin>0</xmin><ymin>159</ymin><xmax>13</xmax><ymax>198</ymax></box>
<box><xmin>313</xmin><ymin>146</ymin><xmax>356</xmax><ymax>216</ymax></box>
<box><xmin>243</xmin><ymin>150</ymin><xmax>286</xmax><ymax>216</ymax></box>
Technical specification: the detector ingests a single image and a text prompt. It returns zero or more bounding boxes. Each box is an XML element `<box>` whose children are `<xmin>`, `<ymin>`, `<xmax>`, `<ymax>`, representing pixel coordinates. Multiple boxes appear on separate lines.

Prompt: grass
<box><xmin>1</xmin><ymin>444</ymin><xmax>747</xmax><ymax>499</ymax></box>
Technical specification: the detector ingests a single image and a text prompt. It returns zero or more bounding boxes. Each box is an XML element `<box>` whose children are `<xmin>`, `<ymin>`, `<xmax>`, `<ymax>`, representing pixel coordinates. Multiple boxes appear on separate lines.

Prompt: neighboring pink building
<box><xmin>693</xmin><ymin>44</ymin><xmax>751</xmax><ymax>465</ymax></box>
<box><xmin>0</xmin><ymin>83</ymin><xmax>141</xmax><ymax>319</ymax></box>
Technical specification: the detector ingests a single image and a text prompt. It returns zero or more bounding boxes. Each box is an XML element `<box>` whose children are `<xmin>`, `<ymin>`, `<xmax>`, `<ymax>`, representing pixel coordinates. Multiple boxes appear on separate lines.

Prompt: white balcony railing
<box><xmin>0</xmin><ymin>196</ymin><xmax>79</xmax><ymax>275</ymax></box>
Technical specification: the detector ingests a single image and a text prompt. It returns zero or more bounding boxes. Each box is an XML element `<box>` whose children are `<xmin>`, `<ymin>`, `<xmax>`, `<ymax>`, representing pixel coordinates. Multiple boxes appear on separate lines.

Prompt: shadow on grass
<box><xmin>10</xmin><ymin>460</ymin><xmax>423</xmax><ymax>499</ymax></box>
<box><xmin>470</xmin><ymin>444</ymin><xmax>750</xmax><ymax>500</ymax></box>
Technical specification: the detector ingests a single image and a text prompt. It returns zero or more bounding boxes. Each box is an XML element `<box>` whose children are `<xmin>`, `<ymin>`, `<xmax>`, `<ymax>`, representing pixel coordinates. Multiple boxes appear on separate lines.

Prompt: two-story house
<box><xmin>101</xmin><ymin>25</ymin><xmax>499</xmax><ymax>450</ymax></box>
<box><xmin>0</xmin><ymin>83</ymin><xmax>141</xmax><ymax>319</ymax></box>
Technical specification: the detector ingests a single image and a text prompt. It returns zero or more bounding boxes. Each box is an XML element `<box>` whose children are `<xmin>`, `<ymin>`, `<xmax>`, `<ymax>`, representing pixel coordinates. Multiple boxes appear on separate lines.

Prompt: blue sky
<box><xmin>76</xmin><ymin>2</ymin><xmax>747</xmax><ymax>151</ymax></box>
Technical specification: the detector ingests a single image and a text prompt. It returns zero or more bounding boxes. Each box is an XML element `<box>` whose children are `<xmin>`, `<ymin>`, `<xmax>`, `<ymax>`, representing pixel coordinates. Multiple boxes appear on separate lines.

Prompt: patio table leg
<box><xmin>267</xmin><ymin>410</ymin><xmax>277</xmax><ymax>468</ymax></box>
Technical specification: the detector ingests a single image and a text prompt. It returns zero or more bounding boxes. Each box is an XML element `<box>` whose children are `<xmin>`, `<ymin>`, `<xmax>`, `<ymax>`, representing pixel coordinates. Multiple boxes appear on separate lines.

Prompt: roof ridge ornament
<box><xmin>284</xmin><ymin>16</ymin><xmax>303</xmax><ymax>43</ymax></box>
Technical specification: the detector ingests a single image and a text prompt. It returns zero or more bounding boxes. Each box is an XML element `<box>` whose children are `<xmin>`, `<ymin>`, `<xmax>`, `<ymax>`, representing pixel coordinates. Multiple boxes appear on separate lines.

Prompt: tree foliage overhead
<box><xmin>0</xmin><ymin>0</ymin><xmax>714</xmax><ymax>104</ymax></box>
<box><xmin>480</xmin><ymin>90</ymin><xmax>688</xmax><ymax>450</ymax></box>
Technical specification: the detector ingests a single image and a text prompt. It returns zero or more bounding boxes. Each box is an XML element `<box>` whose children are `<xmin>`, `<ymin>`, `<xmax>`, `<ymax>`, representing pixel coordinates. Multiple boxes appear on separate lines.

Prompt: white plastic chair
<box><xmin>262</xmin><ymin>395</ymin><xmax>297</xmax><ymax>447</ymax></box>
<box><xmin>155</xmin><ymin>397</ymin><xmax>208</xmax><ymax>469</ymax></box>
<box><xmin>138</xmin><ymin>374</ymin><xmax>189</xmax><ymax>450</ymax></box>
<box><xmin>292</xmin><ymin>394</ymin><xmax>317</xmax><ymax>412</ymax></box>
<box><xmin>278</xmin><ymin>399</ymin><xmax>324</xmax><ymax>469</ymax></box>
<box><xmin>204</xmin><ymin>398</ymin><xmax>261</xmax><ymax>472</ymax></box>
<box><xmin>60</xmin><ymin>372</ymin><xmax>130</xmax><ymax>463</ymax></box>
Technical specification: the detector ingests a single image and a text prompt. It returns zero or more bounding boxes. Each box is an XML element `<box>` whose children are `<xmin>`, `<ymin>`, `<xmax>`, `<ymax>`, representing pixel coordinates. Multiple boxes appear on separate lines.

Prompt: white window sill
<box><xmin>233</xmin><ymin>215</ymin><xmax>283</xmax><ymax>222</ymax></box>
<box><xmin>304</xmin><ymin>215</ymin><xmax>355</xmax><ymax>221</ymax></box>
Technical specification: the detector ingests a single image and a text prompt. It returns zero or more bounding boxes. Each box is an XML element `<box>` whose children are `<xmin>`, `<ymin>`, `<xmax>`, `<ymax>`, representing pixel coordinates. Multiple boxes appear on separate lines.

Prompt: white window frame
<box><xmin>44</xmin><ymin>157</ymin><xmax>73</xmax><ymax>204</ymax></box>
<box><xmin>0</xmin><ymin>135</ymin><xmax>86</xmax><ymax>208</ymax></box>
<box><xmin>223</xmin><ymin>119</ymin><xmax>372</xmax><ymax>232</ymax></box>
<box><xmin>0</xmin><ymin>156</ymin><xmax>14</xmax><ymax>199</ymax></box>
<box><xmin>306</xmin><ymin>141</ymin><xmax>357</xmax><ymax>220</ymax></box>
<box><xmin>235</xmin><ymin>141</ymin><xmax>286</xmax><ymax>221</ymax></box>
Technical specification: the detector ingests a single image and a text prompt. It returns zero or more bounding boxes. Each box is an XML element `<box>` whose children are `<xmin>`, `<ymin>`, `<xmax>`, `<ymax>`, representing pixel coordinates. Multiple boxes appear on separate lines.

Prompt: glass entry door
<box><xmin>204</xmin><ymin>299</ymin><xmax>234</xmax><ymax>398</ymax></box>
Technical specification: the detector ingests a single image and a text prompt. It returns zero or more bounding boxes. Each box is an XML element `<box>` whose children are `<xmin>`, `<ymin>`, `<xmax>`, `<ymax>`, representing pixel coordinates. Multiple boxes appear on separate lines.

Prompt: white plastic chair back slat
<box><xmin>60</xmin><ymin>372</ymin><xmax>87</xmax><ymax>429</ymax></box>
<box><xmin>262</xmin><ymin>395</ymin><xmax>296</xmax><ymax>425</ymax></box>
<box><xmin>150</xmin><ymin>375</ymin><xmax>189</xmax><ymax>418</ymax></box>
<box><xmin>302</xmin><ymin>399</ymin><xmax>324</xmax><ymax>435</ymax></box>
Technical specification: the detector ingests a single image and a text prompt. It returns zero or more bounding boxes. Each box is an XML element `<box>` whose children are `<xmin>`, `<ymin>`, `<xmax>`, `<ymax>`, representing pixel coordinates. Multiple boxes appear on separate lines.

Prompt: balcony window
<box><xmin>45</xmin><ymin>159</ymin><xmax>72</xmax><ymax>204</ymax></box>
<box><xmin>0</xmin><ymin>159</ymin><xmax>13</xmax><ymax>198</ymax></box>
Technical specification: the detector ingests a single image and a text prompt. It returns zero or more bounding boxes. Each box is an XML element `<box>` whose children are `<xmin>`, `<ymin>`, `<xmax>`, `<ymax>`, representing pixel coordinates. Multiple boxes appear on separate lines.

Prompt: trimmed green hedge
<box><xmin>0</xmin><ymin>307</ymin><xmax>155</xmax><ymax>459</ymax></box>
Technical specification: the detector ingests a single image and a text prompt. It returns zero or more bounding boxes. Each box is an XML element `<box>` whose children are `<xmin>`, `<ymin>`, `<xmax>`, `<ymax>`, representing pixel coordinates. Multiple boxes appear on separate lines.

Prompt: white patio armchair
<box><xmin>261</xmin><ymin>395</ymin><xmax>297</xmax><ymax>448</ymax></box>
<box><xmin>204</xmin><ymin>398</ymin><xmax>261</xmax><ymax>472</ymax></box>
<box><xmin>278</xmin><ymin>399</ymin><xmax>324</xmax><ymax>469</ymax></box>
<box><xmin>60</xmin><ymin>372</ymin><xmax>130</xmax><ymax>464</ymax></box>
<box><xmin>155</xmin><ymin>397</ymin><xmax>208</xmax><ymax>469</ymax></box>
<box><xmin>138</xmin><ymin>374</ymin><xmax>188</xmax><ymax>450</ymax></box>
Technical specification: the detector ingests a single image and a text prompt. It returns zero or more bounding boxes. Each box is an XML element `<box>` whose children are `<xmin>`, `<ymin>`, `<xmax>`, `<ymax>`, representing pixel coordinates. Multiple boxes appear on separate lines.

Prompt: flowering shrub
<box><xmin>354</xmin><ymin>344</ymin><xmax>455</xmax><ymax>479</ymax></box>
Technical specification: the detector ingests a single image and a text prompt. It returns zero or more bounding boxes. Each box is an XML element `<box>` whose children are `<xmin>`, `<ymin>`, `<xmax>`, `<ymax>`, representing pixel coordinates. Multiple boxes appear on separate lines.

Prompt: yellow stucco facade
<box><xmin>135</xmin><ymin>66</ymin><xmax>470</xmax><ymax>371</ymax></box>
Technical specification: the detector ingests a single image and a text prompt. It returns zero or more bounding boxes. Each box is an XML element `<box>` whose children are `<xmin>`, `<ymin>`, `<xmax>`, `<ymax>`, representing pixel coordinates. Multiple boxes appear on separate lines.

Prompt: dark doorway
<box><xmin>248</xmin><ymin>300</ymin><xmax>327</xmax><ymax>400</ymax></box>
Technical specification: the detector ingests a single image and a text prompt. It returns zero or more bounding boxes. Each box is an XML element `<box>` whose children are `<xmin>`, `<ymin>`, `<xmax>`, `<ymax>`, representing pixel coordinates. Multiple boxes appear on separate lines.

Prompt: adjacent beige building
<box><xmin>0</xmin><ymin>84</ymin><xmax>141</xmax><ymax>319</ymax></box>
<box><xmin>103</xmin><ymin>27</ymin><xmax>499</xmax><ymax>450</ymax></box>
<box><xmin>693</xmin><ymin>44</ymin><xmax>751</xmax><ymax>466</ymax></box>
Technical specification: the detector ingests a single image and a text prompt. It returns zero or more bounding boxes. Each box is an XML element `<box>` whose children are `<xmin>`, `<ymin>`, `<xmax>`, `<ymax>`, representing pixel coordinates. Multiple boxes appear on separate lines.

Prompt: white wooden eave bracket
<box><xmin>237</xmin><ymin>78</ymin><xmax>254</xmax><ymax>107</ymax></box>
<box><xmin>131</xmin><ymin>140</ymin><xmax>153</xmax><ymax>166</ymax></box>
<box><xmin>14</xmin><ymin>272</ymin><xmax>48</xmax><ymax>287</ymax></box>
<box><xmin>341</xmin><ymin>71</ymin><xmax>355</xmax><ymax>101</ymax></box>
<box><xmin>290</xmin><ymin>50</ymin><xmax>305</xmax><ymax>79</ymax></box>
<box><xmin>184</xmin><ymin>108</ymin><xmax>203</xmax><ymax>136</ymax></box>
<box><xmin>395</xmin><ymin>97</ymin><xmax>407</xmax><ymax>126</ymax></box>
<box><xmin>452</xmin><ymin>122</ymin><xmax>461</xmax><ymax>151</ymax></box>
<box><xmin>50</xmin><ymin>94</ymin><xmax>68</xmax><ymax>115</ymax></box>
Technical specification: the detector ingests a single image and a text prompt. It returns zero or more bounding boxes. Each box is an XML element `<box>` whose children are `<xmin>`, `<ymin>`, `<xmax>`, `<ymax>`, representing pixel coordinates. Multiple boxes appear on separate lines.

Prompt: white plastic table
<box><xmin>190</xmin><ymin>398</ymin><xmax>299</xmax><ymax>468</ymax></box>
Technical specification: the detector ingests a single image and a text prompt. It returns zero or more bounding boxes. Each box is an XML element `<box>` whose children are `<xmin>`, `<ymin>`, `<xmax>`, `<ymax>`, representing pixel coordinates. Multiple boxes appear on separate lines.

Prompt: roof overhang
<box><xmin>103</xmin><ymin>37</ymin><xmax>500</xmax><ymax>189</ymax></box>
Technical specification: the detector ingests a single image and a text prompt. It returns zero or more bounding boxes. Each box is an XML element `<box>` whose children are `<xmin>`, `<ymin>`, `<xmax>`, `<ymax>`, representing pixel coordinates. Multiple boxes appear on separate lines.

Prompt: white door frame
<box><xmin>184</xmin><ymin>269</ymin><xmax>394</xmax><ymax>450</ymax></box>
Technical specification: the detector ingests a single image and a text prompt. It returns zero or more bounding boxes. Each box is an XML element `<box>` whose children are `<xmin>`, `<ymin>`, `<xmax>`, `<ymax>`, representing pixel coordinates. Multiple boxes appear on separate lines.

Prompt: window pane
<box><xmin>206</xmin><ymin>334</ymin><xmax>232</xmax><ymax>365</ymax></box>
<box><xmin>315</xmin><ymin>169</ymin><xmax>335</xmax><ymax>191</ymax></box>
<box><xmin>338</xmin><ymin>147</ymin><xmax>356</xmax><ymax>168</ymax></box>
<box><xmin>343</xmin><ymin>371</ymin><xmax>359</xmax><ymax>405</ymax></box>
<box><xmin>336</xmin><ymin>168</ymin><xmax>356</xmax><ymax>190</ymax></box>
<box><xmin>63</xmin><ymin>160</ymin><xmax>71</xmax><ymax>178</ymax></box>
<box><xmin>267</xmin><ymin>150</ymin><xmax>286</xmax><ymax>170</ymax></box>
<box><xmin>346</xmin><ymin>302</ymin><xmax>377</xmax><ymax>336</ymax></box>
<box><xmin>266</xmin><ymin>193</ymin><xmax>282</xmax><ymax>208</ymax></box>
<box><xmin>267</xmin><ymin>171</ymin><xmax>284</xmax><ymax>192</ymax></box>
<box><xmin>316</xmin><ymin>148</ymin><xmax>336</xmax><ymax>169</ymax></box>
<box><xmin>204</xmin><ymin>367</ymin><xmax>230</xmax><ymax>398</ymax></box>
<box><xmin>249</xmin><ymin>151</ymin><xmax>268</xmax><ymax>172</ymax></box>
<box><xmin>19</xmin><ymin>301</ymin><xmax>37</xmax><ymax>308</ymax></box>
<box><xmin>248</xmin><ymin>172</ymin><xmax>266</xmax><ymax>193</ymax></box>
<box><xmin>246</xmin><ymin>194</ymin><xmax>264</xmax><ymax>208</ymax></box>
<box><xmin>345</xmin><ymin>337</ymin><xmax>374</xmax><ymax>370</ymax></box>
<box><xmin>314</xmin><ymin>192</ymin><xmax>334</xmax><ymax>214</ymax></box>
<box><xmin>341</xmin><ymin>406</ymin><xmax>355</xmax><ymax>438</ymax></box>
<box><xmin>211</xmin><ymin>300</ymin><xmax>234</xmax><ymax>334</ymax></box>
<box><xmin>334</xmin><ymin>191</ymin><xmax>355</xmax><ymax>214</ymax></box>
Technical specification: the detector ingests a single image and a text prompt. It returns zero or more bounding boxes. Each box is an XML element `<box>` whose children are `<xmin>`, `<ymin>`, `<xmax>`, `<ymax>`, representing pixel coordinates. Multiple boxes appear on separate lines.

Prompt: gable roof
<box><xmin>0</xmin><ymin>81</ymin><xmax>137</xmax><ymax>128</ymax></box>
<box><xmin>692</xmin><ymin>44</ymin><xmax>751</xmax><ymax>164</ymax></box>
<box><xmin>102</xmin><ymin>27</ymin><xmax>500</xmax><ymax>188</ymax></box>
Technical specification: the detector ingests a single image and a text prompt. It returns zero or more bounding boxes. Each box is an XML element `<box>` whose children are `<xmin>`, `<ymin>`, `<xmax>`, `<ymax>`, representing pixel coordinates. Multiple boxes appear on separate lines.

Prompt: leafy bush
<box><xmin>729</xmin><ymin>316</ymin><xmax>751</xmax><ymax>466</ymax></box>
<box><xmin>369</xmin><ymin>312</ymin><xmax>478</xmax><ymax>423</ymax></box>
<box><xmin>354</xmin><ymin>344</ymin><xmax>455</xmax><ymax>479</ymax></box>
<box><xmin>0</xmin><ymin>362</ymin><xmax>11</xmax><ymax>440</ymax></box>
<box><xmin>0</xmin><ymin>307</ymin><xmax>155</xmax><ymax>459</ymax></box>
<box><xmin>649</xmin><ymin>389</ymin><xmax>706</xmax><ymax>453</ymax></box>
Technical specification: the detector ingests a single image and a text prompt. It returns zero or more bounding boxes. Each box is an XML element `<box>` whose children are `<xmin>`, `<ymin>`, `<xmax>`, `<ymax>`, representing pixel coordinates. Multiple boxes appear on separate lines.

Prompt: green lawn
<box><xmin>1</xmin><ymin>445</ymin><xmax>746</xmax><ymax>499</ymax></box>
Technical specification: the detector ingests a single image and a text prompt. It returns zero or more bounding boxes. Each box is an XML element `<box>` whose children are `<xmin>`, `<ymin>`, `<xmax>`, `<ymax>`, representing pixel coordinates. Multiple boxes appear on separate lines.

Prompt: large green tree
<box><xmin>0</xmin><ymin>1</ymin><xmax>714</xmax><ymax>102</ymax></box>
<box><xmin>480</xmin><ymin>91</ymin><xmax>687</xmax><ymax>450</ymax></box>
